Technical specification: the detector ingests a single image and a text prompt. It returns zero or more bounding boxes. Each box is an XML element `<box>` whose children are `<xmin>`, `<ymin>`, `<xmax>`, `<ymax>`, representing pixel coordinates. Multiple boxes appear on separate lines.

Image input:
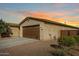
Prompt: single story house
<box><xmin>19</xmin><ymin>17</ymin><xmax>79</xmax><ymax>41</ymax></box>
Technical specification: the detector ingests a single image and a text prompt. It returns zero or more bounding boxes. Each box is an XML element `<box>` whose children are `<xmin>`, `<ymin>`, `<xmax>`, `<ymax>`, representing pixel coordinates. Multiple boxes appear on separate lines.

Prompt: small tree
<box><xmin>0</xmin><ymin>19</ymin><xmax>12</xmax><ymax>38</ymax></box>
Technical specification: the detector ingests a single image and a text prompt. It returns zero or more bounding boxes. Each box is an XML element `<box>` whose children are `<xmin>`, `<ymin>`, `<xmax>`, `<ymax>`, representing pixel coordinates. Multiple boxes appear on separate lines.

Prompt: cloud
<box><xmin>0</xmin><ymin>8</ymin><xmax>79</xmax><ymax>26</ymax></box>
<box><xmin>65</xmin><ymin>16</ymin><xmax>79</xmax><ymax>19</ymax></box>
<box><xmin>0</xmin><ymin>9</ymin><xmax>25</xmax><ymax>23</ymax></box>
<box><xmin>15</xmin><ymin>10</ymin><xmax>79</xmax><ymax>24</ymax></box>
<box><xmin>18</xmin><ymin>10</ymin><xmax>79</xmax><ymax>26</ymax></box>
<box><xmin>67</xmin><ymin>21</ymin><xmax>79</xmax><ymax>26</ymax></box>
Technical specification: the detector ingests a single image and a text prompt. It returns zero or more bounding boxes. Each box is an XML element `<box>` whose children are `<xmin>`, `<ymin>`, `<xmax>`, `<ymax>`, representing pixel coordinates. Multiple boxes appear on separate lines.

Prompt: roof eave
<box><xmin>19</xmin><ymin>17</ymin><xmax>79</xmax><ymax>29</ymax></box>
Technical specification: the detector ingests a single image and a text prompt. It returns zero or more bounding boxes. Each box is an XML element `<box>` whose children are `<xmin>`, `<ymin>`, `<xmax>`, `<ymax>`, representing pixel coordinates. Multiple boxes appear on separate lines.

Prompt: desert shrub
<box><xmin>58</xmin><ymin>36</ymin><xmax>76</xmax><ymax>47</ymax></box>
<box><xmin>74</xmin><ymin>36</ymin><xmax>79</xmax><ymax>43</ymax></box>
<box><xmin>51</xmin><ymin>49</ymin><xmax>66</xmax><ymax>56</ymax></box>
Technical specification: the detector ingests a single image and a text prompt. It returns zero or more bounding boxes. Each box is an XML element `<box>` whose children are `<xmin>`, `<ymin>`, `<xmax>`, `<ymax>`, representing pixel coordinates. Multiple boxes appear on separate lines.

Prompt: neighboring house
<box><xmin>8</xmin><ymin>23</ymin><xmax>20</xmax><ymax>37</ymax></box>
<box><xmin>19</xmin><ymin>17</ymin><xmax>79</xmax><ymax>41</ymax></box>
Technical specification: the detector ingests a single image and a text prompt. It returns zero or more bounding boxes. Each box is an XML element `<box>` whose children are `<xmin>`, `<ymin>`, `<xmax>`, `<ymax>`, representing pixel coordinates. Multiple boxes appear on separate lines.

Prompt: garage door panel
<box><xmin>23</xmin><ymin>25</ymin><xmax>40</xmax><ymax>39</ymax></box>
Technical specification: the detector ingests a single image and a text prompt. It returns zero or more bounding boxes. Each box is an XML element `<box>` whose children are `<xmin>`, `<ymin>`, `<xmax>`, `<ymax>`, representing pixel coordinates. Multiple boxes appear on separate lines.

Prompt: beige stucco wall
<box><xmin>10</xmin><ymin>27</ymin><xmax>20</xmax><ymax>37</ymax></box>
<box><xmin>40</xmin><ymin>23</ymin><xmax>77</xmax><ymax>41</ymax></box>
<box><xmin>40</xmin><ymin>23</ymin><xmax>60</xmax><ymax>41</ymax></box>
<box><xmin>20</xmin><ymin>19</ymin><xmax>78</xmax><ymax>41</ymax></box>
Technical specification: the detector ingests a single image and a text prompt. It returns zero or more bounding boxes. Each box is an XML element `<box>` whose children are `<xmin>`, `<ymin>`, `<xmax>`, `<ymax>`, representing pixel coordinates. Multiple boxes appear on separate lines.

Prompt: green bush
<box><xmin>58</xmin><ymin>36</ymin><xmax>76</xmax><ymax>47</ymax></box>
<box><xmin>51</xmin><ymin>49</ymin><xmax>66</xmax><ymax>56</ymax></box>
<box><xmin>74</xmin><ymin>36</ymin><xmax>79</xmax><ymax>43</ymax></box>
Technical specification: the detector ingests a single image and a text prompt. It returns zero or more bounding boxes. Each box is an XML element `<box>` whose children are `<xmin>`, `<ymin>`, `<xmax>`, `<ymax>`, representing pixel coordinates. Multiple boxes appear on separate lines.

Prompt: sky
<box><xmin>0</xmin><ymin>3</ymin><xmax>79</xmax><ymax>27</ymax></box>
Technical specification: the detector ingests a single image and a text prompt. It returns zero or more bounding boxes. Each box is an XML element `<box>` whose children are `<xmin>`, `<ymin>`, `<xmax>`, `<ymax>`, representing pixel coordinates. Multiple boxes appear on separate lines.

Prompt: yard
<box><xmin>0</xmin><ymin>37</ymin><xmax>79</xmax><ymax>56</ymax></box>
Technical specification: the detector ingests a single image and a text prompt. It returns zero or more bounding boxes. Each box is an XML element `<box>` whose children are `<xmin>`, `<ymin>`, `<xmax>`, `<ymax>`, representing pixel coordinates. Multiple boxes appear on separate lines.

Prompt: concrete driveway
<box><xmin>0</xmin><ymin>37</ymin><xmax>38</xmax><ymax>49</ymax></box>
<box><xmin>0</xmin><ymin>40</ymin><xmax>54</xmax><ymax>56</ymax></box>
<box><xmin>0</xmin><ymin>37</ymin><xmax>56</xmax><ymax>56</ymax></box>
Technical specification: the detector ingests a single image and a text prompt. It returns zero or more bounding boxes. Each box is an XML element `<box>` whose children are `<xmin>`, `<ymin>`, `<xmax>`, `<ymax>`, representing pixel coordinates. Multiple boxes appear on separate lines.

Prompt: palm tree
<box><xmin>0</xmin><ymin>19</ymin><xmax>12</xmax><ymax>38</ymax></box>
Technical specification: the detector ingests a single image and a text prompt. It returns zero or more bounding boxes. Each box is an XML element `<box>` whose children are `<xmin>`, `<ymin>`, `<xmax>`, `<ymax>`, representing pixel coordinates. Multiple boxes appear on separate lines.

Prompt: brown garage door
<box><xmin>23</xmin><ymin>25</ymin><xmax>40</xmax><ymax>39</ymax></box>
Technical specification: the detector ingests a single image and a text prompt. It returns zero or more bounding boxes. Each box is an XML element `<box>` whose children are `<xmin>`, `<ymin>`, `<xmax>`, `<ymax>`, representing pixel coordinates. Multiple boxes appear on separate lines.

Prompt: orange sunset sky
<box><xmin>0</xmin><ymin>3</ymin><xmax>79</xmax><ymax>27</ymax></box>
